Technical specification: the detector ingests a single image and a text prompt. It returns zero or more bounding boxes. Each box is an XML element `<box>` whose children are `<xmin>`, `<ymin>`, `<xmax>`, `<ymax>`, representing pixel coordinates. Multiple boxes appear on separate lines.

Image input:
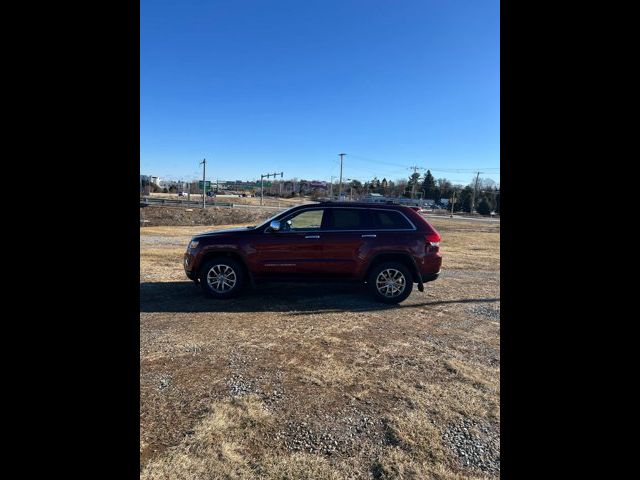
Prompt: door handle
<box><xmin>305</xmin><ymin>235</ymin><xmax>320</xmax><ymax>239</ymax></box>
<box><xmin>361</xmin><ymin>234</ymin><xmax>377</xmax><ymax>238</ymax></box>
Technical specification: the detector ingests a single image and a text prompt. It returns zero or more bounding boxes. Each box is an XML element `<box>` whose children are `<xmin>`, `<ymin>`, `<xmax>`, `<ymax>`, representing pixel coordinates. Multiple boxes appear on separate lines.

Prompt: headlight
<box><xmin>188</xmin><ymin>240</ymin><xmax>199</xmax><ymax>249</ymax></box>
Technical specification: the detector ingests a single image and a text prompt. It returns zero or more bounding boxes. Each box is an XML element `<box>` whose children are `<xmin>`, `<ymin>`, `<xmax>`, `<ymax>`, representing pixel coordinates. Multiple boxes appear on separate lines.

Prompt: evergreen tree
<box><xmin>477</xmin><ymin>199</ymin><xmax>491</xmax><ymax>215</ymax></box>
<box><xmin>421</xmin><ymin>170</ymin><xmax>436</xmax><ymax>199</ymax></box>
<box><xmin>407</xmin><ymin>172</ymin><xmax>421</xmax><ymax>198</ymax></box>
<box><xmin>458</xmin><ymin>186</ymin><xmax>474</xmax><ymax>212</ymax></box>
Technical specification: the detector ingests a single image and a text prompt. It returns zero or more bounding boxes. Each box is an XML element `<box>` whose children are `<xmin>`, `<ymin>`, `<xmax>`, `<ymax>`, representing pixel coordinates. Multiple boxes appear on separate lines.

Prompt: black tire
<box><xmin>367</xmin><ymin>262</ymin><xmax>414</xmax><ymax>304</ymax></box>
<box><xmin>199</xmin><ymin>257</ymin><xmax>246</xmax><ymax>299</ymax></box>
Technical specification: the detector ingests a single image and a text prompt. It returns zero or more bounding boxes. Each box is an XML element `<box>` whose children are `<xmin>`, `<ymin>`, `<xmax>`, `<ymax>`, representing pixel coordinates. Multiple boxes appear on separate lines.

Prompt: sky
<box><xmin>141</xmin><ymin>0</ymin><xmax>500</xmax><ymax>186</ymax></box>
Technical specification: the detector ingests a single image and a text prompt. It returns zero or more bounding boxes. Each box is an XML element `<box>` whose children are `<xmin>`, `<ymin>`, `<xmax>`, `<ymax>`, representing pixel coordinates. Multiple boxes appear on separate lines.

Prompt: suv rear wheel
<box><xmin>368</xmin><ymin>262</ymin><xmax>413</xmax><ymax>304</ymax></box>
<box><xmin>199</xmin><ymin>258</ymin><xmax>245</xmax><ymax>299</ymax></box>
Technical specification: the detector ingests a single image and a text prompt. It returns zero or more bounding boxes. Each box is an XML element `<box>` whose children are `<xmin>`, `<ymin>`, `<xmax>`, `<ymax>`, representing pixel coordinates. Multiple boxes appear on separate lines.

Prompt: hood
<box><xmin>193</xmin><ymin>227</ymin><xmax>254</xmax><ymax>239</ymax></box>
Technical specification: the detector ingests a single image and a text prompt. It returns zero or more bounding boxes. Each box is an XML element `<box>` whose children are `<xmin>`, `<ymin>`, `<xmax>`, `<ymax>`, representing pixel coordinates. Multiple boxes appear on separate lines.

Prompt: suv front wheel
<box><xmin>368</xmin><ymin>262</ymin><xmax>413</xmax><ymax>304</ymax></box>
<box><xmin>199</xmin><ymin>258</ymin><xmax>245</xmax><ymax>299</ymax></box>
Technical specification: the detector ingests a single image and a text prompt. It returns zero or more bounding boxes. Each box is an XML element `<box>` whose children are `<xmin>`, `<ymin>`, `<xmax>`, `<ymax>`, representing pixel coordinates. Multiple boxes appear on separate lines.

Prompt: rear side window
<box><xmin>371</xmin><ymin>210</ymin><xmax>413</xmax><ymax>230</ymax></box>
<box><xmin>326</xmin><ymin>209</ymin><xmax>371</xmax><ymax>230</ymax></box>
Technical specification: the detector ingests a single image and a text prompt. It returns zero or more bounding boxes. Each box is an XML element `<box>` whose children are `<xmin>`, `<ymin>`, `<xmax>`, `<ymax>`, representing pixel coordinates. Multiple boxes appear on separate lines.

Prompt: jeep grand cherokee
<box><xmin>184</xmin><ymin>202</ymin><xmax>442</xmax><ymax>303</ymax></box>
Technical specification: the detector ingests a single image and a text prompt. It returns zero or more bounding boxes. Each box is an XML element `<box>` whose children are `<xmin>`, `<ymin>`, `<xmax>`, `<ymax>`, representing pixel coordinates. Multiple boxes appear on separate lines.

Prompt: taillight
<box><xmin>425</xmin><ymin>231</ymin><xmax>441</xmax><ymax>247</ymax></box>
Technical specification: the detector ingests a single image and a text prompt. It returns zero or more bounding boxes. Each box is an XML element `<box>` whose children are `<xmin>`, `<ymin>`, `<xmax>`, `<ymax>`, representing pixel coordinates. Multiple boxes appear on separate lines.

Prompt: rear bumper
<box><xmin>421</xmin><ymin>271</ymin><xmax>440</xmax><ymax>283</ymax></box>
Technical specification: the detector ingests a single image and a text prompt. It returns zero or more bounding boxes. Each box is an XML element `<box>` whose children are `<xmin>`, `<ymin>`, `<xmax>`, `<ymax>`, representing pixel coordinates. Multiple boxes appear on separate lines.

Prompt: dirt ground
<box><xmin>140</xmin><ymin>216</ymin><xmax>500</xmax><ymax>479</ymax></box>
<box><xmin>140</xmin><ymin>205</ymin><xmax>280</xmax><ymax>227</ymax></box>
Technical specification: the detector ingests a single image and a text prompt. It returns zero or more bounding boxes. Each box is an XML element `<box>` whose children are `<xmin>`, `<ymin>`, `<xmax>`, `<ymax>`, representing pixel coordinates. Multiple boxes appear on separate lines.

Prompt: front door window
<box><xmin>283</xmin><ymin>209</ymin><xmax>325</xmax><ymax>231</ymax></box>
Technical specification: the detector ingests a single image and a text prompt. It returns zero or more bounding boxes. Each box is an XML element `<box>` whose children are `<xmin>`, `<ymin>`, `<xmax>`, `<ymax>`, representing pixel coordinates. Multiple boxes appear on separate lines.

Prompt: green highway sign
<box><xmin>198</xmin><ymin>181</ymin><xmax>212</xmax><ymax>191</ymax></box>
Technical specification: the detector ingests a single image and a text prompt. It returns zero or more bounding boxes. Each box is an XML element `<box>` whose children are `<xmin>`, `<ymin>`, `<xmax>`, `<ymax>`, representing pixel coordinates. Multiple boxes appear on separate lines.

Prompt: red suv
<box><xmin>184</xmin><ymin>202</ymin><xmax>442</xmax><ymax>303</ymax></box>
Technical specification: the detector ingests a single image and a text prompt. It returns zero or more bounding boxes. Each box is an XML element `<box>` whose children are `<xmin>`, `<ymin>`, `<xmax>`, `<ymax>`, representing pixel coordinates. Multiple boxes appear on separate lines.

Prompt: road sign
<box><xmin>199</xmin><ymin>181</ymin><xmax>212</xmax><ymax>191</ymax></box>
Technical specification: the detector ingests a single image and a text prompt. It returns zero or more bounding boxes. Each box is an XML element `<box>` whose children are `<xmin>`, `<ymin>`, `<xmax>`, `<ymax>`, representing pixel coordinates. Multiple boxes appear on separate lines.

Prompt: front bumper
<box><xmin>184</xmin><ymin>253</ymin><xmax>197</xmax><ymax>280</ymax></box>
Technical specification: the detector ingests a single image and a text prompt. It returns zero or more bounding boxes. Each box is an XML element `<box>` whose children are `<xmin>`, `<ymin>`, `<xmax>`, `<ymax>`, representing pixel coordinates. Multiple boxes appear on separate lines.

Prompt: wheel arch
<box><xmin>363</xmin><ymin>252</ymin><xmax>421</xmax><ymax>284</ymax></box>
<box><xmin>197</xmin><ymin>250</ymin><xmax>251</xmax><ymax>282</ymax></box>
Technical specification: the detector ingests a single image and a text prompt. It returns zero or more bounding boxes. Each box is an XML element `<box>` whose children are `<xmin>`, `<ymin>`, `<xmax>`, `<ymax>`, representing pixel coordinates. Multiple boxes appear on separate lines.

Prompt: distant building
<box><xmin>363</xmin><ymin>193</ymin><xmax>388</xmax><ymax>203</ymax></box>
<box><xmin>140</xmin><ymin>175</ymin><xmax>161</xmax><ymax>185</ymax></box>
<box><xmin>309</xmin><ymin>180</ymin><xmax>328</xmax><ymax>190</ymax></box>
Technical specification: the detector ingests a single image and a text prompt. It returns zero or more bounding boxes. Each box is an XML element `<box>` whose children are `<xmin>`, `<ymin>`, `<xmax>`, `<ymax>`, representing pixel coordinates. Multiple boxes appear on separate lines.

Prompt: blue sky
<box><xmin>141</xmin><ymin>0</ymin><xmax>500</xmax><ymax>186</ymax></box>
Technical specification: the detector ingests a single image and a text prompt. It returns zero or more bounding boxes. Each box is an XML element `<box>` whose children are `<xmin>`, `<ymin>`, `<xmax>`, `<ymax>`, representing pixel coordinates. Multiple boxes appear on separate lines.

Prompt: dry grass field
<box><xmin>140</xmin><ymin>216</ymin><xmax>500</xmax><ymax>479</ymax></box>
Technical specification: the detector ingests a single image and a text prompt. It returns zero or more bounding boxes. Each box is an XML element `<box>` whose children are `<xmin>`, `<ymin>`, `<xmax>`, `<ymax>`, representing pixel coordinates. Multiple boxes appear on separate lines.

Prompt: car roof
<box><xmin>313</xmin><ymin>202</ymin><xmax>414</xmax><ymax>210</ymax></box>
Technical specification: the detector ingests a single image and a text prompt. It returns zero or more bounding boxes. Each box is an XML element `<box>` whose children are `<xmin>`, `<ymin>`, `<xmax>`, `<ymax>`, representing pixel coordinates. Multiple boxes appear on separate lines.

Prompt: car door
<box><xmin>367</xmin><ymin>208</ymin><xmax>420</xmax><ymax>259</ymax></box>
<box><xmin>252</xmin><ymin>208</ymin><xmax>327</xmax><ymax>277</ymax></box>
<box><xmin>318</xmin><ymin>208</ymin><xmax>376</xmax><ymax>278</ymax></box>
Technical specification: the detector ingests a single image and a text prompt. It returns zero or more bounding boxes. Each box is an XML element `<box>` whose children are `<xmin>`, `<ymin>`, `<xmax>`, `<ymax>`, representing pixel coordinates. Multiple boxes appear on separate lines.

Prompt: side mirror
<box><xmin>269</xmin><ymin>220</ymin><xmax>281</xmax><ymax>231</ymax></box>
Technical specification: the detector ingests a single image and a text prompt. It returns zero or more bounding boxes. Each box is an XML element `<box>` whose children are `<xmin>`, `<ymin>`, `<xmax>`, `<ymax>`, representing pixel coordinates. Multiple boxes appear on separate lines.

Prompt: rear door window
<box><xmin>325</xmin><ymin>208</ymin><xmax>371</xmax><ymax>230</ymax></box>
<box><xmin>371</xmin><ymin>210</ymin><xmax>413</xmax><ymax>230</ymax></box>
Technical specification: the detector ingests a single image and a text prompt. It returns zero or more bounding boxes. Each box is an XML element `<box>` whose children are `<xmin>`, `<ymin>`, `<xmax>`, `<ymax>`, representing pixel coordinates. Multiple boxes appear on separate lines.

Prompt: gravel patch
<box><xmin>225</xmin><ymin>352</ymin><xmax>286</xmax><ymax>406</ymax></box>
<box><xmin>226</xmin><ymin>351</ymin><xmax>256</xmax><ymax>397</ymax></box>
<box><xmin>442</xmin><ymin>418</ymin><xmax>500</xmax><ymax>476</ymax></box>
<box><xmin>277</xmin><ymin>407</ymin><xmax>383</xmax><ymax>457</ymax></box>
<box><xmin>440</xmin><ymin>270</ymin><xmax>500</xmax><ymax>280</ymax></box>
<box><xmin>139</xmin><ymin>235</ymin><xmax>186</xmax><ymax>247</ymax></box>
<box><xmin>468</xmin><ymin>305</ymin><xmax>500</xmax><ymax>321</ymax></box>
<box><xmin>148</xmin><ymin>373</ymin><xmax>173</xmax><ymax>393</ymax></box>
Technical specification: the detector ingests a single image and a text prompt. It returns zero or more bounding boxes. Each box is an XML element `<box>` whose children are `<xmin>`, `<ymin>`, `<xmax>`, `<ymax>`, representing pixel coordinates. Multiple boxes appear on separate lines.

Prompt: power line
<box><xmin>347</xmin><ymin>153</ymin><xmax>499</xmax><ymax>173</ymax></box>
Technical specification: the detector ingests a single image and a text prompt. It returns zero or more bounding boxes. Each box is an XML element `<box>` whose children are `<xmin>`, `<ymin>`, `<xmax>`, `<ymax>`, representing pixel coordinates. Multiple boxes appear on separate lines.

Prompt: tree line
<box><xmin>342</xmin><ymin>170</ymin><xmax>499</xmax><ymax>214</ymax></box>
<box><xmin>141</xmin><ymin>169</ymin><xmax>500</xmax><ymax>214</ymax></box>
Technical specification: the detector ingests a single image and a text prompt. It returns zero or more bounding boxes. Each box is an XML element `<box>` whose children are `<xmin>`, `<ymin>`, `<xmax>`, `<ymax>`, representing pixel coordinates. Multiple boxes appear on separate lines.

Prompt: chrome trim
<box><xmin>267</xmin><ymin>206</ymin><xmax>417</xmax><ymax>233</ymax></box>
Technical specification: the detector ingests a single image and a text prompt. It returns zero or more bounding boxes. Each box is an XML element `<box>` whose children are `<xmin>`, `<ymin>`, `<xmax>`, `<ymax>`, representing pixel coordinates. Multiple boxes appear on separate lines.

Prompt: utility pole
<box><xmin>200</xmin><ymin>158</ymin><xmax>206</xmax><ymax>208</ymax></box>
<box><xmin>450</xmin><ymin>190</ymin><xmax>456</xmax><ymax>217</ymax></box>
<box><xmin>260</xmin><ymin>171</ymin><xmax>283</xmax><ymax>206</ymax></box>
<box><xmin>471</xmin><ymin>171</ymin><xmax>482</xmax><ymax>214</ymax></box>
<box><xmin>408</xmin><ymin>165</ymin><xmax>423</xmax><ymax>199</ymax></box>
<box><xmin>338</xmin><ymin>153</ymin><xmax>346</xmax><ymax>200</ymax></box>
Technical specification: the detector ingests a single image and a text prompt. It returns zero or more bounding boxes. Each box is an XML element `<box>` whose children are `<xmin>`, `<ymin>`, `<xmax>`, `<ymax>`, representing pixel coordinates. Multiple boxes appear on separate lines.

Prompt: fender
<box><xmin>195</xmin><ymin>246</ymin><xmax>255</xmax><ymax>288</ymax></box>
<box><xmin>361</xmin><ymin>251</ymin><xmax>424</xmax><ymax>291</ymax></box>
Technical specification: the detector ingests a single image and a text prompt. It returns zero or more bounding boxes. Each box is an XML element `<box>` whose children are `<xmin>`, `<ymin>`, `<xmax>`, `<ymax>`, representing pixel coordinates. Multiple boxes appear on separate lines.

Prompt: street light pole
<box><xmin>338</xmin><ymin>153</ymin><xmax>346</xmax><ymax>200</ymax></box>
<box><xmin>200</xmin><ymin>158</ymin><xmax>206</xmax><ymax>208</ymax></box>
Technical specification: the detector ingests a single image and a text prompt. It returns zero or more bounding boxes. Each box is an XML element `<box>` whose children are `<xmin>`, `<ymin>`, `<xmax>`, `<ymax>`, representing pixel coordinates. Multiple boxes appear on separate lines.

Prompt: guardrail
<box><xmin>140</xmin><ymin>197</ymin><xmax>284</xmax><ymax>210</ymax></box>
